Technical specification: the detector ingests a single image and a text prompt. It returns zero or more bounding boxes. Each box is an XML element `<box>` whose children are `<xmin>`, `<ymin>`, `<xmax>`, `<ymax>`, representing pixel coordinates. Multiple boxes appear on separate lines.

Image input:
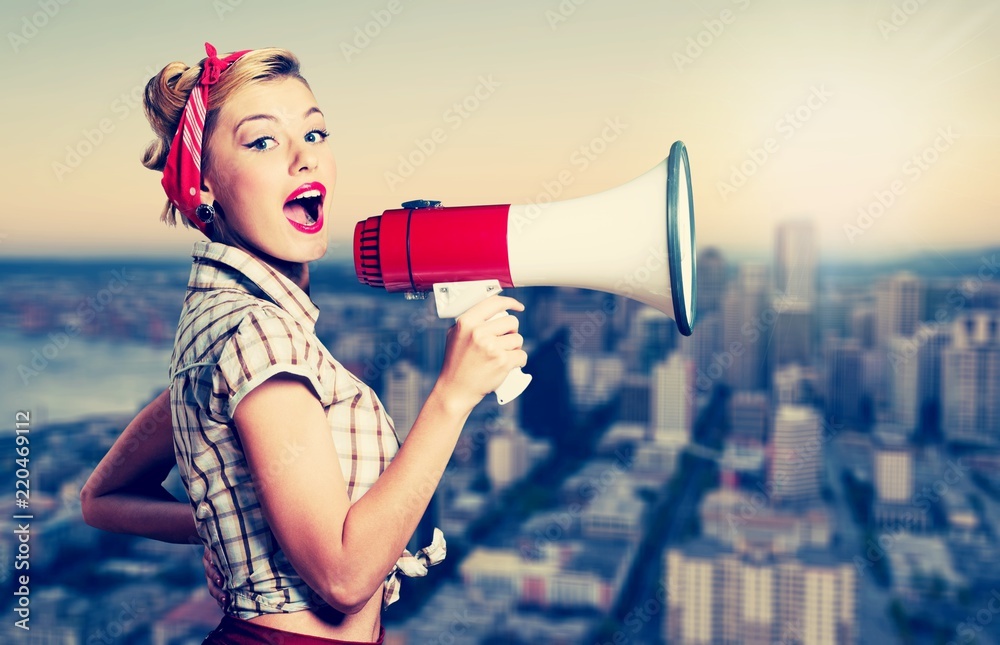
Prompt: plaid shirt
<box><xmin>168</xmin><ymin>241</ymin><xmax>445</xmax><ymax>619</ymax></box>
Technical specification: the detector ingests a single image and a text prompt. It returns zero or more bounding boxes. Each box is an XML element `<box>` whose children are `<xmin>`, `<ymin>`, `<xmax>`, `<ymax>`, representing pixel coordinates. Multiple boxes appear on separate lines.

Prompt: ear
<box><xmin>200</xmin><ymin>175</ymin><xmax>217</xmax><ymax>208</ymax></box>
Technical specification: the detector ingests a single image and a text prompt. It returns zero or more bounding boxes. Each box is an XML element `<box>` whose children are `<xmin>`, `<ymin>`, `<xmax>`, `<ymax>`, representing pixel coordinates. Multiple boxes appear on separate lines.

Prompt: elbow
<box><xmin>79</xmin><ymin>472</ymin><xmax>105</xmax><ymax>529</ymax></box>
<box><xmin>79</xmin><ymin>482</ymin><xmax>96</xmax><ymax>527</ymax></box>
<box><xmin>324</xmin><ymin>580</ymin><xmax>376</xmax><ymax>615</ymax></box>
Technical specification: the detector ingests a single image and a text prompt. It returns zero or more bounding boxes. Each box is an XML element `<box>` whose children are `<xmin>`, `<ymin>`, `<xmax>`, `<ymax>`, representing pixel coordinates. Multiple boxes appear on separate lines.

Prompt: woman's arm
<box><xmin>80</xmin><ymin>387</ymin><xmax>199</xmax><ymax>544</ymax></box>
<box><xmin>233</xmin><ymin>295</ymin><xmax>527</xmax><ymax>614</ymax></box>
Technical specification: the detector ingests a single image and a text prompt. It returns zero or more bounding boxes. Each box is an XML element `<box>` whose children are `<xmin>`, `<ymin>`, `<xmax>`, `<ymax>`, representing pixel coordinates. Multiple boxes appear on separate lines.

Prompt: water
<box><xmin>0</xmin><ymin>329</ymin><xmax>172</xmax><ymax>428</ymax></box>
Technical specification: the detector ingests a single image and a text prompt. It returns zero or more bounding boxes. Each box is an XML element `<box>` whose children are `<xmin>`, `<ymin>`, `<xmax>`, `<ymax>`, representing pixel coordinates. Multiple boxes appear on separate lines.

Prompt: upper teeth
<box><xmin>294</xmin><ymin>190</ymin><xmax>321</xmax><ymax>200</ymax></box>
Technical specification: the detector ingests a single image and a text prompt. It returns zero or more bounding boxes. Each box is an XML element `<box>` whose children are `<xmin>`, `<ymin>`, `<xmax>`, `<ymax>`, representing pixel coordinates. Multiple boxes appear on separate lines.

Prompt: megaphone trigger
<box><xmin>432</xmin><ymin>280</ymin><xmax>532</xmax><ymax>405</ymax></box>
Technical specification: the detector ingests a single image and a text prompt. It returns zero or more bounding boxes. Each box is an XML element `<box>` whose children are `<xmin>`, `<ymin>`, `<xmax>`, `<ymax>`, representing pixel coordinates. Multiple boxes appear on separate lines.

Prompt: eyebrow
<box><xmin>234</xmin><ymin>107</ymin><xmax>324</xmax><ymax>133</ymax></box>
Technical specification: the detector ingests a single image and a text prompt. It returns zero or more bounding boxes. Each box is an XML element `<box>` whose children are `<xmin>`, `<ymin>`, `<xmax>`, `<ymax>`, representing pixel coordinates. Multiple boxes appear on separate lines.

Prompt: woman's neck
<box><xmin>269</xmin><ymin>255</ymin><xmax>310</xmax><ymax>294</ymax></box>
<box><xmin>223</xmin><ymin>236</ymin><xmax>310</xmax><ymax>294</ymax></box>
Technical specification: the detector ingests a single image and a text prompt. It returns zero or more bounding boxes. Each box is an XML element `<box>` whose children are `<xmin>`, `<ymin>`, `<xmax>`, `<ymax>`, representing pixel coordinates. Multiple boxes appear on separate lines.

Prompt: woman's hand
<box><xmin>432</xmin><ymin>295</ymin><xmax>527</xmax><ymax>415</ymax></box>
<box><xmin>203</xmin><ymin>547</ymin><xmax>228</xmax><ymax>609</ymax></box>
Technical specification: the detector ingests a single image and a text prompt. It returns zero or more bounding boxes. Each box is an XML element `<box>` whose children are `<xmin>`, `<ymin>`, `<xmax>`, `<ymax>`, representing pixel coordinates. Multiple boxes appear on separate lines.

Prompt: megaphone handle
<box><xmin>486</xmin><ymin>310</ymin><xmax>532</xmax><ymax>405</ymax></box>
<box><xmin>432</xmin><ymin>280</ymin><xmax>532</xmax><ymax>405</ymax></box>
<box><xmin>495</xmin><ymin>366</ymin><xmax>532</xmax><ymax>405</ymax></box>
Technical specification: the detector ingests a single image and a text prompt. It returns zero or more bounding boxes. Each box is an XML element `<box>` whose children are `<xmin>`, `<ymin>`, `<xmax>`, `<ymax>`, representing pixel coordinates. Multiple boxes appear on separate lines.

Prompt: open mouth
<box><xmin>283</xmin><ymin>182</ymin><xmax>327</xmax><ymax>232</ymax></box>
<box><xmin>284</xmin><ymin>189</ymin><xmax>323</xmax><ymax>227</ymax></box>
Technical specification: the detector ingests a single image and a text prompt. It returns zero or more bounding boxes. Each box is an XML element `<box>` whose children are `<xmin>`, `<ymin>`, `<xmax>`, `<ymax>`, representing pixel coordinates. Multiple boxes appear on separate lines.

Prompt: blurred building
<box><xmin>665</xmin><ymin>541</ymin><xmax>856</xmax><ymax>644</ymax></box>
<box><xmin>722</xmin><ymin>264</ymin><xmax>770</xmax><ymax>391</ymax></box>
<box><xmin>651</xmin><ymin>352</ymin><xmax>692</xmax><ymax>446</ymax></box>
<box><xmin>769</xmin><ymin>298</ymin><xmax>814</xmax><ymax>370</ymax></box>
<box><xmin>568</xmin><ymin>353</ymin><xmax>625</xmax><ymax>412</ymax></box>
<box><xmin>917</xmin><ymin>325</ymin><xmax>950</xmax><ymax>432</ymax></box>
<box><xmin>682</xmin><ymin>309</ymin><xmax>722</xmax><ymax>394</ymax></box>
<box><xmin>618</xmin><ymin>372</ymin><xmax>651</xmax><ymax>425</ymax></box>
<box><xmin>871</xmin><ymin>427</ymin><xmax>931</xmax><ymax>532</ymax></box>
<box><xmin>941</xmin><ymin>310</ymin><xmax>1000</xmax><ymax>447</ymax></box>
<box><xmin>773</xmin><ymin>363</ymin><xmax>807</xmax><ymax>406</ymax></box>
<box><xmin>849</xmin><ymin>304</ymin><xmax>877</xmax><ymax>349</ymax></box>
<box><xmin>728</xmin><ymin>390</ymin><xmax>769</xmax><ymax>446</ymax></box>
<box><xmin>487</xmin><ymin>421</ymin><xmax>549</xmax><ymax>492</ymax></box>
<box><xmin>382</xmin><ymin>359</ymin><xmax>426</xmax><ymax>443</ymax></box>
<box><xmin>460</xmin><ymin>538</ymin><xmax>635</xmax><ymax>612</ymax></box>
<box><xmin>887</xmin><ymin>335</ymin><xmax>920</xmax><ymax>431</ymax></box>
<box><xmin>875</xmin><ymin>272</ymin><xmax>923</xmax><ymax>347</ymax></box>
<box><xmin>697</xmin><ymin>247</ymin><xmax>729</xmax><ymax>316</ymax></box>
<box><xmin>824</xmin><ymin>337</ymin><xmax>864</xmax><ymax>427</ymax></box>
<box><xmin>769</xmin><ymin>405</ymin><xmax>822</xmax><ymax>509</ymax></box>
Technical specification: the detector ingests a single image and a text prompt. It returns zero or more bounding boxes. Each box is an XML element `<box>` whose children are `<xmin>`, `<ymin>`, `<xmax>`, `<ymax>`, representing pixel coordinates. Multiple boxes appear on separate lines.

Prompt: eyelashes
<box><xmin>244</xmin><ymin>129</ymin><xmax>330</xmax><ymax>152</ymax></box>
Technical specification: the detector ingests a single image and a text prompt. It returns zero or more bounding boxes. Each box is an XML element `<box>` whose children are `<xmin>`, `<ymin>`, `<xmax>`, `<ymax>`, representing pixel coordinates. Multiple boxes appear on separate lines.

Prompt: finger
<box><xmin>496</xmin><ymin>334</ymin><xmax>524</xmax><ymax>352</ymax></box>
<box><xmin>481</xmin><ymin>313</ymin><xmax>520</xmax><ymax>336</ymax></box>
<box><xmin>461</xmin><ymin>295</ymin><xmax>524</xmax><ymax>322</ymax></box>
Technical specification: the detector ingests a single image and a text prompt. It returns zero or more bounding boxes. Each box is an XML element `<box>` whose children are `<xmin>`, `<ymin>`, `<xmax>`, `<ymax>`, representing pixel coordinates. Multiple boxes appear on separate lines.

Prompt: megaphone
<box><xmin>354</xmin><ymin>140</ymin><xmax>696</xmax><ymax>403</ymax></box>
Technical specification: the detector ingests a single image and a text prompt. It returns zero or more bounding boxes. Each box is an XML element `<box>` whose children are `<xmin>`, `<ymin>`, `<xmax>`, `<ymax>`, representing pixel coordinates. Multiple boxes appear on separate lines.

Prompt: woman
<box><xmin>80</xmin><ymin>43</ymin><xmax>527</xmax><ymax>644</ymax></box>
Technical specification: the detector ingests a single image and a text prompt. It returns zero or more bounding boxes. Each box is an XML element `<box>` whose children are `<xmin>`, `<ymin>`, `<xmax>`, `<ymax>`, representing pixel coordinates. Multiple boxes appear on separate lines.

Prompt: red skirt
<box><xmin>203</xmin><ymin>615</ymin><xmax>385</xmax><ymax>645</ymax></box>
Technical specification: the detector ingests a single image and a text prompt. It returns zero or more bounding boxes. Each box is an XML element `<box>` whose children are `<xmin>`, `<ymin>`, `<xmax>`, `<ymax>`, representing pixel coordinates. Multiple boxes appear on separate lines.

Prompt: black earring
<box><xmin>195</xmin><ymin>203</ymin><xmax>216</xmax><ymax>224</ymax></box>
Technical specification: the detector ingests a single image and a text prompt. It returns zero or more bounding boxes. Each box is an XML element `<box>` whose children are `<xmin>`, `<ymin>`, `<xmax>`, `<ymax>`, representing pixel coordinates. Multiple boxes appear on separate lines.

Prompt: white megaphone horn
<box><xmin>354</xmin><ymin>140</ymin><xmax>697</xmax><ymax>404</ymax></box>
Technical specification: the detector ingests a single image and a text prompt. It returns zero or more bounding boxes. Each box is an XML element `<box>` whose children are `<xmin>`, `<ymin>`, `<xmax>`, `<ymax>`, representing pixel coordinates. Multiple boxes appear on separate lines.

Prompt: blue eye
<box><xmin>245</xmin><ymin>136</ymin><xmax>277</xmax><ymax>152</ymax></box>
<box><xmin>305</xmin><ymin>129</ymin><xmax>330</xmax><ymax>144</ymax></box>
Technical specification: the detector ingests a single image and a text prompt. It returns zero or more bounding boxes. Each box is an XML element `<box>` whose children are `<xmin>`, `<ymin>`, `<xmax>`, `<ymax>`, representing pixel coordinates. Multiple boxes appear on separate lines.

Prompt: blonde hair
<box><xmin>141</xmin><ymin>47</ymin><xmax>309</xmax><ymax>231</ymax></box>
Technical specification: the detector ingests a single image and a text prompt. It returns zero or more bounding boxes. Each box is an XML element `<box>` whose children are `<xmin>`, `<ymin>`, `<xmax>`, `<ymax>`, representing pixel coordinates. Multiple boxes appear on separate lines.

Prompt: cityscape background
<box><xmin>2</xmin><ymin>233</ymin><xmax>999</xmax><ymax>643</ymax></box>
<box><xmin>2</xmin><ymin>0</ymin><xmax>999</xmax><ymax>643</ymax></box>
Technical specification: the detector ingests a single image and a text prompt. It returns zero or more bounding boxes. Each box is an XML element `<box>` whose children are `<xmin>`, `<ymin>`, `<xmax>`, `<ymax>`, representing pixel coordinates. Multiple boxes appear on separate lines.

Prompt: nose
<box><xmin>290</xmin><ymin>140</ymin><xmax>318</xmax><ymax>174</ymax></box>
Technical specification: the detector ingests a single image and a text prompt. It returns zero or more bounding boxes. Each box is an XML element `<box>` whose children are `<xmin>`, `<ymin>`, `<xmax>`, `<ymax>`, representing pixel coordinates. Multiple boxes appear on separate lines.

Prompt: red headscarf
<box><xmin>161</xmin><ymin>42</ymin><xmax>251</xmax><ymax>234</ymax></box>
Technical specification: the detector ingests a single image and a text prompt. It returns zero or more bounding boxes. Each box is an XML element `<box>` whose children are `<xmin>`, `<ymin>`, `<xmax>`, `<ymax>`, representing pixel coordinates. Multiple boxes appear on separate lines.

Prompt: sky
<box><xmin>1</xmin><ymin>0</ymin><xmax>997</xmax><ymax>262</ymax></box>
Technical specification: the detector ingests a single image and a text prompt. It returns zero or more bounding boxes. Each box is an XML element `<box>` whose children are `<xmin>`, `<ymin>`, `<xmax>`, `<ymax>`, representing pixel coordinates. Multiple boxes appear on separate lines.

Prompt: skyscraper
<box><xmin>383</xmin><ymin>359</ymin><xmax>426</xmax><ymax>443</ymax></box>
<box><xmin>652</xmin><ymin>351</ymin><xmax>692</xmax><ymax>446</ymax></box>
<box><xmin>769</xmin><ymin>405</ymin><xmax>822</xmax><ymax>508</ymax></box>
<box><xmin>769</xmin><ymin>298</ymin><xmax>813</xmax><ymax>369</ymax></box>
<box><xmin>722</xmin><ymin>264</ymin><xmax>769</xmax><ymax>391</ymax></box>
<box><xmin>887</xmin><ymin>336</ymin><xmax>919</xmax><ymax>431</ymax></box>
<box><xmin>824</xmin><ymin>337</ymin><xmax>864</xmax><ymax>427</ymax></box>
<box><xmin>942</xmin><ymin>311</ymin><xmax>1000</xmax><ymax>447</ymax></box>
<box><xmin>729</xmin><ymin>390</ymin><xmax>770</xmax><ymax>445</ymax></box>
<box><xmin>697</xmin><ymin>247</ymin><xmax>728</xmax><ymax>316</ymax></box>
<box><xmin>665</xmin><ymin>542</ymin><xmax>856</xmax><ymax>644</ymax></box>
<box><xmin>875</xmin><ymin>272</ymin><xmax>923</xmax><ymax>347</ymax></box>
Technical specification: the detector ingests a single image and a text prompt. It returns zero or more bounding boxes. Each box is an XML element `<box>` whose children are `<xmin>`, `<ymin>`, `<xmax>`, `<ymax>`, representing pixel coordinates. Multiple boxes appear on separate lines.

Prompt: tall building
<box><xmin>774</xmin><ymin>364</ymin><xmax>806</xmax><ymax>406</ymax></box>
<box><xmin>875</xmin><ymin>272</ymin><xmax>923</xmax><ymax>347</ymax></box>
<box><xmin>942</xmin><ymin>311</ymin><xmax>1000</xmax><ymax>446</ymax></box>
<box><xmin>729</xmin><ymin>390</ymin><xmax>769</xmax><ymax>445</ymax></box>
<box><xmin>382</xmin><ymin>359</ymin><xmax>426</xmax><ymax>443</ymax></box>
<box><xmin>769</xmin><ymin>405</ymin><xmax>822</xmax><ymax>508</ymax></box>
<box><xmin>824</xmin><ymin>337</ymin><xmax>864</xmax><ymax>427</ymax></box>
<box><xmin>887</xmin><ymin>336</ymin><xmax>920</xmax><ymax>431</ymax></box>
<box><xmin>917</xmin><ymin>325</ymin><xmax>950</xmax><ymax>431</ymax></box>
<box><xmin>696</xmin><ymin>247</ymin><xmax>728</xmax><ymax>315</ymax></box>
<box><xmin>682</xmin><ymin>310</ymin><xmax>721</xmax><ymax>395</ymax></box>
<box><xmin>722</xmin><ymin>264</ymin><xmax>769</xmax><ymax>391</ymax></box>
<box><xmin>873</xmin><ymin>429</ymin><xmax>913</xmax><ymax>503</ymax></box>
<box><xmin>651</xmin><ymin>352</ymin><xmax>692</xmax><ymax>446</ymax></box>
<box><xmin>665</xmin><ymin>542</ymin><xmax>856</xmax><ymax>644</ymax></box>
<box><xmin>769</xmin><ymin>298</ymin><xmax>813</xmax><ymax>369</ymax></box>
<box><xmin>487</xmin><ymin>422</ymin><xmax>546</xmax><ymax>492</ymax></box>
<box><xmin>849</xmin><ymin>304</ymin><xmax>877</xmax><ymax>349</ymax></box>
<box><xmin>774</xmin><ymin>219</ymin><xmax>818</xmax><ymax>306</ymax></box>
<box><xmin>618</xmin><ymin>373</ymin><xmax>651</xmax><ymax>425</ymax></box>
